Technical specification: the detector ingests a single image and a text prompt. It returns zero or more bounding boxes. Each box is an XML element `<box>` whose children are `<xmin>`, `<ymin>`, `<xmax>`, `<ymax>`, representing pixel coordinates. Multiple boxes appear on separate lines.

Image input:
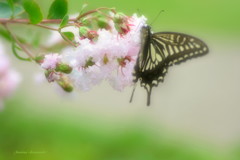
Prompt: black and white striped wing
<box><xmin>152</xmin><ymin>32</ymin><xmax>209</xmax><ymax>65</ymax></box>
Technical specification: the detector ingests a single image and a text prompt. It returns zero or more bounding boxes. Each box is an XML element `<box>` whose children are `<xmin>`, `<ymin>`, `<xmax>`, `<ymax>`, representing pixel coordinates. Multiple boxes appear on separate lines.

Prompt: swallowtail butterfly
<box><xmin>130</xmin><ymin>26</ymin><xmax>209</xmax><ymax>106</ymax></box>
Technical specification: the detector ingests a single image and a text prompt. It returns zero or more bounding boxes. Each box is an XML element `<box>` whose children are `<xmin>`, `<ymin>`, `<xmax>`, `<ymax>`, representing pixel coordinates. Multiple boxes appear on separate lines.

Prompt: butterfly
<box><xmin>130</xmin><ymin>25</ymin><xmax>209</xmax><ymax>106</ymax></box>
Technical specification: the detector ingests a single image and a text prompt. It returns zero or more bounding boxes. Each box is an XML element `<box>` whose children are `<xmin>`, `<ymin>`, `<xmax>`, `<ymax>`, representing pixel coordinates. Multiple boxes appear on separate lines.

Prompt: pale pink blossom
<box><xmin>59</xmin><ymin>14</ymin><xmax>147</xmax><ymax>91</ymax></box>
<box><xmin>43</xmin><ymin>14</ymin><xmax>147</xmax><ymax>92</ymax></box>
<box><xmin>0</xmin><ymin>70</ymin><xmax>21</xmax><ymax>97</ymax></box>
<box><xmin>0</xmin><ymin>54</ymin><xmax>9</xmax><ymax>75</ymax></box>
<box><xmin>41</xmin><ymin>53</ymin><xmax>62</xmax><ymax>70</ymax></box>
<box><xmin>0</xmin><ymin>43</ymin><xmax>21</xmax><ymax>109</ymax></box>
<box><xmin>108</xmin><ymin>60</ymin><xmax>136</xmax><ymax>91</ymax></box>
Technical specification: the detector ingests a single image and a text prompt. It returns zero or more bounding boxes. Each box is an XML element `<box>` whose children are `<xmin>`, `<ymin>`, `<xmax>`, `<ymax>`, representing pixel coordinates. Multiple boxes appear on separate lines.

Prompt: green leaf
<box><xmin>0</xmin><ymin>28</ymin><xmax>12</xmax><ymax>41</ymax></box>
<box><xmin>0</xmin><ymin>2</ymin><xmax>23</xmax><ymax>18</ymax></box>
<box><xmin>61</xmin><ymin>32</ymin><xmax>74</xmax><ymax>41</ymax></box>
<box><xmin>48</xmin><ymin>0</ymin><xmax>68</xmax><ymax>19</ymax></box>
<box><xmin>22</xmin><ymin>0</ymin><xmax>43</xmax><ymax>24</ymax></box>
<box><xmin>7</xmin><ymin>0</ymin><xmax>14</xmax><ymax>17</ymax></box>
<box><xmin>60</xmin><ymin>15</ymin><xmax>69</xmax><ymax>28</ymax></box>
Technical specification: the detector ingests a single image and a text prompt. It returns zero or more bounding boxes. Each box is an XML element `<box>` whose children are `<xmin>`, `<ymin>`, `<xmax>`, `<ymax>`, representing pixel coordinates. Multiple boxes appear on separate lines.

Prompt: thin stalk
<box><xmin>76</xmin><ymin>7</ymin><xmax>116</xmax><ymax>20</ymax></box>
<box><xmin>35</xmin><ymin>24</ymin><xmax>58</xmax><ymax>31</ymax></box>
<box><xmin>0</xmin><ymin>18</ymin><xmax>76</xmax><ymax>24</ymax></box>
<box><xmin>3</xmin><ymin>24</ymin><xmax>34</xmax><ymax>59</ymax></box>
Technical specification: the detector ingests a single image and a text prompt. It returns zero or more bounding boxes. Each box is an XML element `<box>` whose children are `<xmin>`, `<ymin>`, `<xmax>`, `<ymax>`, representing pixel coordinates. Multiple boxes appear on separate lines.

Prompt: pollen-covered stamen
<box><xmin>103</xmin><ymin>54</ymin><xmax>109</xmax><ymax>64</ymax></box>
<box><xmin>117</xmin><ymin>56</ymin><xmax>132</xmax><ymax>67</ymax></box>
<box><xmin>84</xmin><ymin>57</ymin><xmax>95</xmax><ymax>68</ymax></box>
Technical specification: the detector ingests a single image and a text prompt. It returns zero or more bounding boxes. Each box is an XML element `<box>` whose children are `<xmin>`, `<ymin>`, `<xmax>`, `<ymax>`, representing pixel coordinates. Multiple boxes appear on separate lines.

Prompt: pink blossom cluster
<box><xmin>0</xmin><ymin>44</ymin><xmax>21</xmax><ymax>108</ymax></box>
<box><xmin>41</xmin><ymin>14</ymin><xmax>147</xmax><ymax>92</ymax></box>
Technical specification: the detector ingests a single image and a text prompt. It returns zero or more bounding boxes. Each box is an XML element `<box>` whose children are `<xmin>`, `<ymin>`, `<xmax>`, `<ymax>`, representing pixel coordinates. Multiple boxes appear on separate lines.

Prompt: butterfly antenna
<box><xmin>129</xmin><ymin>84</ymin><xmax>137</xmax><ymax>103</ymax></box>
<box><xmin>146</xmin><ymin>87</ymin><xmax>152</xmax><ymax>106</ymax></box>
<box><xmin>149</xmin><ymin>10</ymin><xmax>165</xmax><ymax>26</ymax></box>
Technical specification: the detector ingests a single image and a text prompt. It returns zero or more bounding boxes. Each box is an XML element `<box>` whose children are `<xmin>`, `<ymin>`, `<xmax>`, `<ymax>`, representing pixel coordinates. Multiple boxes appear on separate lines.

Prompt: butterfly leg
<box><xmin>129</xmin><ymin>83</ymin><xmax>137</xmax><ymax>103</ymax></box>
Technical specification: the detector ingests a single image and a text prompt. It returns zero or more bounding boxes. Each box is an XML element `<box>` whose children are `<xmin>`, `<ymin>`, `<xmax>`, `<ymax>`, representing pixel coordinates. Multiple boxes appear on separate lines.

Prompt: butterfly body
<box><xmin>131</xmin><ymin>26</ymin><xmax>209</xmax><ymax>106</ymax></box>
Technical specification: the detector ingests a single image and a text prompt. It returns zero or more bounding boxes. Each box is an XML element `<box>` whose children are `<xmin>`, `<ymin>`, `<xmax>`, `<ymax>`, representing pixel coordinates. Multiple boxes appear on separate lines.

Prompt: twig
<box><xmin>76</xmin><ymin>7</ymin><xmax>116</xmax><ymax>21</ymax></box>
<box><xmin>3</xmin><ymin>24</ymin><xmax>34</xmax><ymax>59</ymax></box>
<box><xmin>0</xmin><ymin>18</ymin><xmax>77</xmax><ymax>24</ymax></box>
<box><xmin>35</xmin><ymin>24</ymin><xmax>58</xmax><ymax>31</ymax></box>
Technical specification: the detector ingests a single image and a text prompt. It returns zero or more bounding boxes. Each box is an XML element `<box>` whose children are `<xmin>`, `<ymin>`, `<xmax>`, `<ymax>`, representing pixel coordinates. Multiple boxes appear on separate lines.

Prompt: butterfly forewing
<box><xmin>132</xmin><ymin>26</ymin><xmax>209</xmax><ymax>106</ymax></box>
<box><xmin>153</xmin><ymin>32</ymin><xmax>209</xmax><ymax>65</ymax></box>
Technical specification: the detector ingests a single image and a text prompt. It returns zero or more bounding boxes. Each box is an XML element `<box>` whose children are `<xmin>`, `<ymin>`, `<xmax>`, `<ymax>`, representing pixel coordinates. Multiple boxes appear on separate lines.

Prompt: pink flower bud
<box><xmin>79</xmin><ymin>27</ymin><xmax>98</xmax><ymax>41</ymax></box>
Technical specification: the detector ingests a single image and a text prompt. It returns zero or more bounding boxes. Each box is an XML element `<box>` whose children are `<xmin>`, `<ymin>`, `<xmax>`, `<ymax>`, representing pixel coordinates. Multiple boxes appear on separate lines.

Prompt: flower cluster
<box><xmin>40</xmin><ymin>12</ymin><xmax>147</xmax><ymax>92</ymax></box>
<box><xmin>0</xmin><ymin>44</ymin><xmax>21</xmax><ymax>108</ymax></box>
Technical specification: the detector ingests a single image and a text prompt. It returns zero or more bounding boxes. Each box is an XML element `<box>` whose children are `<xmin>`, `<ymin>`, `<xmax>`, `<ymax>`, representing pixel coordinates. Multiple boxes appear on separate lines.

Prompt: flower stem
<box><xmin>76</xmin><ymin>7</ymin><xmax>116</xmax><ymax>21</ymax></box>
<box><xmin>2</xmin><ymin>24</ymin><xmax>34</xmax><ymax>59</ymax></box>
<box><xmin>35</xmin><ymin>24</ymin><xmax>58</xmax><ymax>31</ymax></box>
<box><xmin>0</xmin><ymin>18</ymin><xmax>76</xmax><ymax>24</ymax></box>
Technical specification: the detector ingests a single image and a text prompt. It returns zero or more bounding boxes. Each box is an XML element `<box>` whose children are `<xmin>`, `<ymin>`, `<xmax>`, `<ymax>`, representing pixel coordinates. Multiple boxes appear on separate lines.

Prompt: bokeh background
<box><xmin>1</xmin><ymin>0</ymin><xmax>240</xmax><ymax>159</ymax></box>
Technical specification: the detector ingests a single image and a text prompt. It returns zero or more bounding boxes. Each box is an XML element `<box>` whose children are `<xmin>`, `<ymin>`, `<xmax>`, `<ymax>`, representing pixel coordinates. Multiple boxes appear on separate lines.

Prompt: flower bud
<box><xmin>57</xmin><ymin>76</ymin><xmax>73</xmax><ymax>92</ymax></box>
<box><xmin>87</xmin><ymin>30</ymin><xmax>98</xmax><ymax>41</ymax></box>
<box><xmin>113</xmin><ymin>12</ymin><xmax>127</xmax><ymax>24</ymax></box>
<box><xmin>34</xmin><ymin>55</ymin><xmax>44</xmax><ymax>64</ymax></box>
<box><xmin>79</xmin><ymin>26</ymin><xmax>90</xmax><ymax>38</ymax></box>
<box><xmin>113</xmin><ymin>12</ymin><xmax>131</xmax><ymax>35</ymax></box>
<box><xmin>45</xmin><ymin>70</ymin><xmax>51</xmax><ymax>78</ymax></box>
<box><xmin>81</xmin><ymin>18</ymin><xmax>92</xmax><ymax>28</ymax></box>
<box><xmin>97</xmin><ymin>17</ymin><xmax>111</xmax><ymax>29</ymax></box>
<box><xmin>45</xmin><ymin>70</ymin><xmax>59</xmax><ymax>82</ymax></box>
<box><xmin>79</xmin><ymin>27</ymin><xmax>98</xmax><ymax>41</ymax></box>
<box><xmin>55</xmin><ymin>63</ymin><xmax>73</xmax><ymax>74</ymax></box>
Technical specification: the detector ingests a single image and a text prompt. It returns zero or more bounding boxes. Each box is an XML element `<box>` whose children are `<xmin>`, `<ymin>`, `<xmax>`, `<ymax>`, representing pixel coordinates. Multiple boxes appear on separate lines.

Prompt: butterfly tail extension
<box><xmin>129</xmin><ymin>83</ymin><xmax>137</xmax><ymax>103</ymax></box>
<box><xmin>146</xmin><ymin>86</ymin><xmax>153</xmax><ymax>106</ymax></box>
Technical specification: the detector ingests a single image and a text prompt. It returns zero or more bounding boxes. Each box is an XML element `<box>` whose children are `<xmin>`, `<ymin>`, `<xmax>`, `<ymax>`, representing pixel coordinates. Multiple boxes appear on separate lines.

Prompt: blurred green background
<box><xmin>1</xmin><ymin>0</ymin><xmax>240</xmax><ymax>159</ymax></box>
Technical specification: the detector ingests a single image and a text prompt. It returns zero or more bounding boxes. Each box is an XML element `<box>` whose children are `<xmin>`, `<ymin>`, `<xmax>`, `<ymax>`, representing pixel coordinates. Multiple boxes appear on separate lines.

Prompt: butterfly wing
<box><xmin>152</xmin><ymin>32</ymin><xmax>209</xmax><ymax>65</ymax></box>
<box><xmin>133</xmin><ymin>30</ymin><xmax>209</xmax><ymax>106</ymax></box>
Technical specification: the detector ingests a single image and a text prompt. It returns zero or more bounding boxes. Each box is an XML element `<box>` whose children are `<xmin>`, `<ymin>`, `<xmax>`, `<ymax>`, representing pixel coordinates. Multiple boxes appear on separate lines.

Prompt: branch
<box><xmin>0</xmin><ymin>18</ymin><xmax>76</xmax><ymax>24</ymax></box>
<box><xmin>35</xmin><ymin>24</ymin><xmax>58</xmax><ymax>31</ymax></box>
<box><xmin>3</xmin><ymin>24</ymin><xmax>34</xmax><ymax>59</ymax></box>
<box><xmin>76</xmin><ymin>7</ymin><xmax>116</xmax><ymax>21</ymax></box>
